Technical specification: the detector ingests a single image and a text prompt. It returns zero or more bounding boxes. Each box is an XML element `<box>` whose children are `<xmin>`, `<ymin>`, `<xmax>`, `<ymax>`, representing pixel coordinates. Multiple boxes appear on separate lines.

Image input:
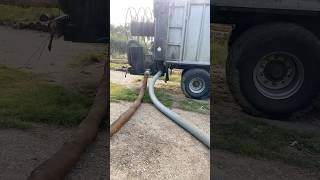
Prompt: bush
<box><xmin>110</xmin><ymin>25</ymin><xmax>127</xmax><ymax>58</ymax></box>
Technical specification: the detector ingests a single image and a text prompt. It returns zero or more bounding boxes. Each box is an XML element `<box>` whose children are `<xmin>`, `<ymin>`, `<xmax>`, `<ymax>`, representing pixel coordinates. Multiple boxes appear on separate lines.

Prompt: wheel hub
<box><xmin>189</xmin><ymin>78</ymin><xmax>205</xmax><ymax>94</ymax></box>
<box><xmin>253</xmin><ymin>52</ymin><xmax>304</xmax><ymax>99</ymax></box>
<box><xmin>264</xmin><ymin>60</ymin><xmax>288</xmax><ymax>81</ymax></box>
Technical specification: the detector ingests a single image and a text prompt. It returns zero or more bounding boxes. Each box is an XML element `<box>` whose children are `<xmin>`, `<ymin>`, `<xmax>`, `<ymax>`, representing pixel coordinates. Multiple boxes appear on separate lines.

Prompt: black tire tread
<box><xmin>181</xmin><ymin>68</ymin><xmax>210</xmax><ymax>99</ymax></box>
<box><xmin>227</xmin><ymin>22</ymin><xmax>320</xmax><ymax>118</ymax></box>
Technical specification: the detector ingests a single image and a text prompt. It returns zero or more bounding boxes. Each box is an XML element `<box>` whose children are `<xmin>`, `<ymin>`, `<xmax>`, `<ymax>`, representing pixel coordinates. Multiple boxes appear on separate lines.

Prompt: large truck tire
<box><xmin>227</xmin><ymin>23</ymin><xmax>320</xmax><ymax>118</ymax></box>
<box><xmin>181</xmin><ymin>68</ymin><xmax>210</xmax><ymax>99</ymax></box>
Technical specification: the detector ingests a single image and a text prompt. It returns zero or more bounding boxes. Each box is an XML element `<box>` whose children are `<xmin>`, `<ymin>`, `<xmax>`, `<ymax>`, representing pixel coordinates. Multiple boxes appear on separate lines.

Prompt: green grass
<box><xmin>161</xmin><ymin>72</ymin><xmax>181</xmax><ymax>83</ymax></box>
<box><xmin>0</xmin><ymin>66</ymin><xmax>95</xmax><ymax>129</ymax></box>
<box><xmin>212</xmin><ymin>41</ymin><xmax>228</xmax><ymax>65</ymax></box>
<box><xmin>110</xmin><ymin>82</ymin><xmax>173</xmax><ymax>107</ymax></box>
<box><xmin>110</xmin><ymin>52</ymin><xmax>127</xmax><ymax>60</ymax></box>
<box><xmin>0</xmin><ymin>4</ymin><xmax>59</xmax><ymax>25</ymax></box>
<box><xmin>112</xmin><ymin>77</ymin><xmax>210</xmax><ymax>114</ymax></box>
<box><xmin>212</xmin><ymin>30</ymin><xmax>228</xmax><ymax>65</ymax></box>
<box><xmin>213</xmin><ymin>117</ymin><xmax>320</xmax><ymax>168</ymax></box>
<box><xmin>179</xmin><ymin>99</ymin><xmax>210</xmax><ymax>114</ymax></box>
<box><xmin>169</xmin><ymin>73</ymin><xmax>181</xmax><ymax>82</ymax></box>
<box><xmin>0</xmin><ymin>118</ymin><xmax>32</xmax><ymax>129</ymax></box>
<box><xmin>110</xmin><ymin>63</ymin><xmax>128</xmax><ymax>70</ymax></box>
<box><xmin>69</xmin><ymin>50</ymin><xmax>107</xmax><ymax>68</ymax></box>
<box><xmin>110</xmin><ymin>83</ymin><xmax>137</xmax><ymax>102</ymax></box>
<box><xmin>143</xmin><ymin>88</ymin><xmax>173</xmax><ymax>107</ymax></box>
<box><xmin>158</xmin><ymin>81</ymin><xmax>179</xmax><ymax>90</ymax></box>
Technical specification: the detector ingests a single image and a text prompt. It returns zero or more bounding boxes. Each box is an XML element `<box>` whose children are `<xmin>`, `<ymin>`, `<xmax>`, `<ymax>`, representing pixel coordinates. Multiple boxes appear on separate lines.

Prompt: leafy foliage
<box><xmin>110</xmin><ymin>25</ymin><xmax>127</xmax><ymax>58</ymax></box>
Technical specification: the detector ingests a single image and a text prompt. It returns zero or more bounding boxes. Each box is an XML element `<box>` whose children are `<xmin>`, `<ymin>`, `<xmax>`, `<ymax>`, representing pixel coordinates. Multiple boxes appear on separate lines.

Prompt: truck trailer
<box><xmin>57</xmin><ymin>0</ymin><xmax>108</xmax><ymax>43</ymax></box>
<box><xmin>127</xmin><ymin>0</ymin><xmax>211</xmax><ymax>99</ymax></box>
<box><xmin>55</xmin><ymin>0</ymin><xmax>210</xmax><ymax>100</ymax></box>
<box><xmin>212</xmin><ymin>0</ymin><xmax>320</xmax><ymax>118</ymax></box>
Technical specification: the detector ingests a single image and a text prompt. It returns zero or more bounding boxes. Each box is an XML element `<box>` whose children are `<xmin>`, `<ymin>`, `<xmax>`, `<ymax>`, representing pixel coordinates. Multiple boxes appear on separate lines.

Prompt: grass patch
<box><xmin>212</xmin><ymin>41</ymin><xmax>227</xmax><ymax>65</ymax></box>
<box><xmin>163</xmin><ymin>72</ymin><xmax>181</xmax><ymax>83</ymax></box>
<box><xmin>70</xmin><ymin>50</ymin><xmax>107</xmax><ymax>68</ymax></box>
<box><xmin>110</xmin><ymin>82</ymin><xmax>173</xmax><ymax>107</ymax></box>
<box><xmin>110</xmin><ymin>83</ymin><xmax>137</xmax><ymax>102</ymax></box>
<box><xmin>0</xmin><ymin>66</ymin><xmax>95</xmax><ymax>129</ymax></box>
<box><xmin>169</xmin><ymin>73</ymin><xmax>181</xmax><ymax>82</ymax></box>
<box><xmin>158</xmin><ymin>71</ymin><xmax>181</xmax><ymax>83</ymax></box>
<box><xmin>158</xmin><ymin>82</ymin><xmax>179</xmax><ymax>90</ymax></box>
<box><xmin>110</xmin><ymin>63</ymin><xmax>128</xmax><ymax>71</ymax></box>
<box><xmin>110</xmin><ymin>52</ymin><xmax>127</xmax><ymax>60</ymax></box>
<box><xmin>143</xmin><ymin>89</ymin><xmax>173</xmax><ymax>107</ymax></box>
<box><xmin>0</xmin><ymin>4</ymin><xmax>59</xmax><ymax>26</ymax></box>
<box><xmin>0</xmin><ymin>118</ymin><xmax>32</xmax><ymax>129</ymax></box>
<box><xmin>212</xmin><ymin>30</ymin><xmax>228</xmax><ymax>65</ymax></box>
<box><xmin>178</xmin><ymin>99</ymin><xmax>209</xmax><ymax>114</ymax></box>
<box><xmin>213</xmin><ymin>118</ymin><xmax>320</xmax><ymax>168</ymax></box>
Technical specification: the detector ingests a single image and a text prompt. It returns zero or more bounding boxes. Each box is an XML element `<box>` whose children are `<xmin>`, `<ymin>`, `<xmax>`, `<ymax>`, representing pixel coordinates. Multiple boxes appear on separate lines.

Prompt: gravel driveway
<box><xmin>110</xmin><ymin>102</ymin><xmax>210</xmax><ymax>180</ymax></box>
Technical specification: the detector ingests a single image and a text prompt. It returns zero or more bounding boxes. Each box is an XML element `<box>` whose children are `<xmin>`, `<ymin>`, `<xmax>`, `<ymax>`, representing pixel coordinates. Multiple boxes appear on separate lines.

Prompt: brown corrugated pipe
<box><xmin>27</xmin><ymin>54</ymin><xmax>109</xmax><ymax>180</ymax></box>
<box><xmin>110</xmin><ymin>70</ymin><xmax>150</xmax><ymax>136</ymax></box>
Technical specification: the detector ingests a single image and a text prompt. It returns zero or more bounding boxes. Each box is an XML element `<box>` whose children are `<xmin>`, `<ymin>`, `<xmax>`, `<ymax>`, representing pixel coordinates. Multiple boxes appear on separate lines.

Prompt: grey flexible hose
<box><xmin>149</xmin><ymin>71</ymin><xmax>210</xmax><ymax>148</ymax></box>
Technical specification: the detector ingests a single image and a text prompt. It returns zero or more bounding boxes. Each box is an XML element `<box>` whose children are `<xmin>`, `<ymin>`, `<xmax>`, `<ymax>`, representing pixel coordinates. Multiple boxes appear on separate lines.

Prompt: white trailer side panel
<box><xmin>165</xmin><ymin>0</ymin><xmax>210</xmax><ymax>65</ymax></box>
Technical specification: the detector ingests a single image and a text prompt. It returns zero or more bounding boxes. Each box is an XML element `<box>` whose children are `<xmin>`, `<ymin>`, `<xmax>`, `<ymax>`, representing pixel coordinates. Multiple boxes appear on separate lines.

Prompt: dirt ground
<box><xmin>213</xmin><ymin>64</ymin><xmax>320</xmax><ymax>179</ymax></box>
<box><xmin>0</xmin><ymin>26</ymin><xmax>105</xmax><ymax>88</ymax></box>
<box><xmin>0</xmin><ymin>125</ymin><xmax>107</xmax><ymax>180</ymax></box>
<box><xmin>110</xmin><ymin>102</ymin><xmax>210</xmax><ymax>180</ymax></box>
<box><xmin>213</xmin><ymin>149</ymin><xmax>319</xmax><ymax>180</ymax></box>
<box><xmin>110</xmin><ymin>68</ymin><xmax>210</xmax><ymax>179</ymax></box>
<box><xmin>0</xmin><ymin>26</ymin><xmax>107</xmax><ymax>179</ymax></box>
<box><xmin>112</xmin><ymin>45</ymin><xmax>212</xmax><ymax>179</ymax></box>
